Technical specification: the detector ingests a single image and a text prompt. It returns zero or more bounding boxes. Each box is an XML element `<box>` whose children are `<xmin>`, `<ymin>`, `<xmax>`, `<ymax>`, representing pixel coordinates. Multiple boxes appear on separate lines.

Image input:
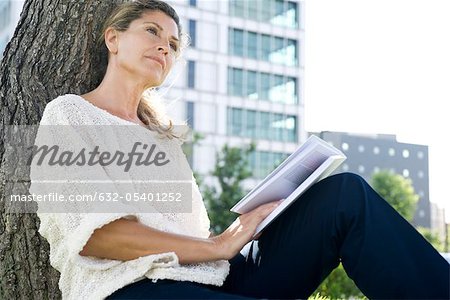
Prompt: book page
<box><xmin>231</xmin><ymin>135</ymin><xmax>346</xmax><ymax>216</ymax></box>
<box><xmin>254</xmin><ymin>155</ymin><xmax>346</xmax><ymax>236</ymax></box>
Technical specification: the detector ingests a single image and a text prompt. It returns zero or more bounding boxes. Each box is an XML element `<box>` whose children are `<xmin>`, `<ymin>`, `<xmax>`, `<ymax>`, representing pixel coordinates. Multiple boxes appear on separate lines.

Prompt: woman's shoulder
<box><xmin>44</xmin><ymin>94</ymin><xmax>88</xmax><ymax>114</ymax></box>
<box><xmin>41</xmin><ymin>94</ymin><xmax>102</xmax><ymax>125</ymax></box>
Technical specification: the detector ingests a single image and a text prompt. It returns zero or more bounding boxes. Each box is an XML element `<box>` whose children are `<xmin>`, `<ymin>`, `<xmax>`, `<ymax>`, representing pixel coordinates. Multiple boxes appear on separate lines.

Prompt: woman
<box><xmin>32</xmin><ymin>1</ymin><xmax>449</xmax><ymax>299</ymax></box>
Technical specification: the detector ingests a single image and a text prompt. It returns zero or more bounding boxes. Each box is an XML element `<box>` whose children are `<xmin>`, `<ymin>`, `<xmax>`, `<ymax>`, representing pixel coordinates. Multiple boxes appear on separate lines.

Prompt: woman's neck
<box><xmin>82</xmin><ymin>69</ymin><xmax>148</xmax><ymax>123</ymax></box>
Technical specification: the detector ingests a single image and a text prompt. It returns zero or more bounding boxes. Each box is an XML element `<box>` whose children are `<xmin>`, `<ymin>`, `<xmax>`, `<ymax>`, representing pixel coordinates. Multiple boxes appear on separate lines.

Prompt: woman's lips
<box><xmin>146</xmin><ymin>56</ymin><xmax>165</xmax><ymax>69</ymax></box>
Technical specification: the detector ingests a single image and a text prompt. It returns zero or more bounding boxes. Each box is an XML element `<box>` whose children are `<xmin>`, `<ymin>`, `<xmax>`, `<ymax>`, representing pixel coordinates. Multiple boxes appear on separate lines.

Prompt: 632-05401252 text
<box><xmin>10</xmin><ymin>192</ymin><xmax>183</xmax><ymax>203</ymax></box>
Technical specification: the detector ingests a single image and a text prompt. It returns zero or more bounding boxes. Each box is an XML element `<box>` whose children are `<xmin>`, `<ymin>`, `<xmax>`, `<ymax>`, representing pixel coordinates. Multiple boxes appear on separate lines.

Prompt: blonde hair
<box><xmin>99</xmin><ymin>0</ymin><xmax>190</xmax><ymax>140</ymax></box>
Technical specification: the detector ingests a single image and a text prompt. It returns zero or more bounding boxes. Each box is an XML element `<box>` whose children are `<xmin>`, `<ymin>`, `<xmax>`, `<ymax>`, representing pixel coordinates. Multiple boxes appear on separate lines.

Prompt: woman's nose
<box><xmin>157</xmin><ymin>42</ymin><xmax>169</xmax><ymax>55</ymax></box>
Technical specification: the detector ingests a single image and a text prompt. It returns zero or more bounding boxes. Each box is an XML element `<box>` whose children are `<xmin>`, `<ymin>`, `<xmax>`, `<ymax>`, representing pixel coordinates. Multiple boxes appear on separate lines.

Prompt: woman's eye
<box><xmin>170</xmin><ymin>43</ymin><xmax>178</xmax><ymax>52</ymax></box>
<box><xmin>147</xmin><ymin>27</ymin><xmax>157</xmax><ymax>35</ymax></box>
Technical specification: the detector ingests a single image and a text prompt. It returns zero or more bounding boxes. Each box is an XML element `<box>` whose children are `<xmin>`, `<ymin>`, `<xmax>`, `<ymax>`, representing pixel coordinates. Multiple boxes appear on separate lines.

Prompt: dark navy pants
<box><xmin>107</xmin><ymin>173</ymin><xmax>450</xmax><ymax>299</ymax></box>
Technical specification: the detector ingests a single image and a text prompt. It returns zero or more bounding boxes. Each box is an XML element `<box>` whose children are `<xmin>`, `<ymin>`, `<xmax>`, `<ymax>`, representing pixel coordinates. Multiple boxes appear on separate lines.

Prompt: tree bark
<box><xmin>0</xmin><ymin>0</ymin><xmax>125</xmax><ymax>298</ymax></box>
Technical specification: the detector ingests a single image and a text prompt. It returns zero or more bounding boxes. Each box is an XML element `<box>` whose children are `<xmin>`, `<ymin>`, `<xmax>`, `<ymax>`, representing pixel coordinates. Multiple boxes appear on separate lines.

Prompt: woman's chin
<box><xmin>138</xmin><ymin>73</ymin><xmax>163</xmax><ymax>88</ymax></box>
<box><xmin>144</xmin><ymin>78</ymin><xmax>163</xmax><ymax>89</ymax></box>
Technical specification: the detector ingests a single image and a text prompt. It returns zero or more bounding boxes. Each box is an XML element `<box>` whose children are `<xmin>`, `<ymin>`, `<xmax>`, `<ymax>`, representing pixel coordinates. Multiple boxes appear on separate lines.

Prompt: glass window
<box><xmin>248</xmin><ymin>151</ymin><xmax>258</xmax><ymax>176</ymax></box>
<box><xmin>272</xmin><ymin>0</ymin><xmax>286</xmax><ymax>26</ymax></box>
<box><xmin>234</xmin><ymin>68</ymin><xmax>244</xmax><ymax>97</ymax></box>
<box><xmin>259</xmin><ymin>152</ymin><xmax>272</xmax><ymax>177</ymax></box>
<box><xmin>259</xmin><ymin>112</ymin><xmax>271</xmax><ymax>140</ymax></box>
<box><xmin>286</xmin><ymin>77</ymin><xmax>298</xmax><ymax>104</ymax></box>
<box><xmin>402</xmin><ymin>149</ymin><xmax>410</xmax><ymax>158</ymax></box>
<box><xmin>270</xmin><ymin>37</ymin><xmax>285</xmax><ymax>64</ymax></box>
<box><xmin>229</xmin><ymin>0</ymin><xmax>245</xmax><ymax>18</ymax></box>
<box><xmin>247</xmin><ymin>31</ymin><xmax>258</xmax><ymax>60</ymax></box>
<box><xmin>247</xmin><ymin>0</ymin><xmax>259</xmax><ymax>20</ymax></box>
<box><xmin>230</xmin><ymin>28</ymin><xmax>244</xmax><ymax>57</ymax></box>
<box><xmin>388</xmin><ymin>148</ymin><xmax>396</xmax><ymax>156</ymax></box>
<box><xmin>268</xmin><ymin>0</ymin><xmax>299</xmax><ymax>28</ymax></box>
<box><xmin>286</xmin><ymin>39</ymin><xmax>298</xmax><ymax>66</ymax></box>
<box><xmin>228</xmin><ymin>68</ymin><xmax>298</xmax><ymax>104</ymax></box>
<box><xmin>268</xmin><ymin>74</ymin><xmax>283</xmax><ymax>103</ymax></box>
<box><xmin>228</xmin><ymin>28</ymin><xmax>233</xmax><ymax>55</ymax></box>
<box><xmin>285</xmin><ymin>116</ymin><xmax>297</xmax><ymax>142</ymax></box>
<box><xmin>403</xmin><ymin>169</ymin><xmax>410</xmax><ymax>177</ymax></box>
<box><xmin>227</xmin><ymin>107</ymin><xmax>233</xmax><ymax>135</ymax></box>
<box><xmin>271</xmin><ymin>113</ymin><xmax>285</xmax><ymax>141</ymax></box>
<box><xmin>189</xmin><ymin>0</ymin><xmax>197</xmax><ymax>7</ymax></box>
<box><xmin>260</xmin><ymin>0</ymin><xmax>272</xmax><ymax>23</ymax></box>
<box><xmin>227</xmin><ymin>67</ymin><xmax>233</xmax><ymax>94</ymax></box>
<box><xmin>245</xmin><ymin>110</ymin><xmax>257</xmax><ymax>138</ymax></box>
<box><xmin>231</xmin><ymin>29</ymin><xmax>298</xmax><ymax>66</ymax></box>
<box><xmin>259</xmin><ymin>72</ymin><xmax>271</xmax><ymax>101</ymax></box>
<box><xmin>228</xmin><ymin>108</ymin><xmax>243</xmax><ymax>136</ymax></box>
<box><xmin>287</xmin><ymin>1</ymin><xmax>299</xmax><ymax>28</ymax></box>
<box><xmin>189</xmin><ymin>20</ymin><xmax>196</xmax><ymax>48</ymax></box>
<box><xmin>260</xmin><ymin>34</ymin><xmax>272</xmax><ymax>61</ymax></box>
<box><xmin>246</xmin><ymin>70</ymin><xmax>258</xmax><ymax>99</ymax></box>
<box><xmin>186</xmin><ymin>101</ymin><xmax>195</xmax><ymax>129</ymax></box>
<box><xmin>228</xmin><ymin>68</ymin><xmax>244</xmax><ymax>96</ymax></box>
<box><xmin>187</xmin><ymin>60</ymin><xmax>195</xmax><ymax>88</ymax></box>
<box><xmin>227</xmin><ymin>108</ymin><xmax>297</xmax><ymax>142</ymax></box>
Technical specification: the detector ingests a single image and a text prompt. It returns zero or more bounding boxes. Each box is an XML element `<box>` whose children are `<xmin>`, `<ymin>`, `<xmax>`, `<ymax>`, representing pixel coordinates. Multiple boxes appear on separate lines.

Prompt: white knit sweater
<box><xmin>30</xmin><ymin>94</ymin><xmax>230</xmax><ymax>300</ymax></box>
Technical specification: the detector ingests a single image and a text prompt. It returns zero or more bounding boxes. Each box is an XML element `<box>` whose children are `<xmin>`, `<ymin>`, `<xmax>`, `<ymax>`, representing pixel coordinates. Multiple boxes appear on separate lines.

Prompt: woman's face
<box><xmin>108</xmin><ymin>10</ymin><xmax>180</xmax><ymax>88</ymax></box>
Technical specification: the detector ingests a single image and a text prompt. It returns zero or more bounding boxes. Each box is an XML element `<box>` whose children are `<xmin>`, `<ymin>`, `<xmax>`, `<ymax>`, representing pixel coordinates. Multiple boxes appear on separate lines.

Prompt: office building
<box><xmin>164</xmin><ymin>0</ymin><xmax>306</xmax><ymax>184</ymax></box>
<box><xmin>317</xmin><ymin>131</ymin><xmax>431</xmax><ymax>228</ymax></box>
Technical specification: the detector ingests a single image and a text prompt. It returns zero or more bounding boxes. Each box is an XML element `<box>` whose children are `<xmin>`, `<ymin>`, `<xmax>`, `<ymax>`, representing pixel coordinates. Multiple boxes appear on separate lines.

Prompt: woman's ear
<box><xmin>104</xmin><ymin>27</ymin><xmax>119</xmax><ymax>55</ymax></box>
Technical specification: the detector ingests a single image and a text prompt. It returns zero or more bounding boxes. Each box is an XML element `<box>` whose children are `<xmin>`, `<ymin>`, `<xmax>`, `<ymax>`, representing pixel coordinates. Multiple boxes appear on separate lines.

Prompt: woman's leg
<box><xmin>220</xmin><ymin>172</ymin><xmax>449</xmax><ymax>299</ymax></box>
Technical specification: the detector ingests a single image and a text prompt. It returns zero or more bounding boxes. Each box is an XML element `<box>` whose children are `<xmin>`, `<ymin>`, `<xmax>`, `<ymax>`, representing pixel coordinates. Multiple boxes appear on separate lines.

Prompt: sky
<box><xmin>304</xmin><ymin>0</ymin><xmax>450</xmax><ymax>222</ymax></box>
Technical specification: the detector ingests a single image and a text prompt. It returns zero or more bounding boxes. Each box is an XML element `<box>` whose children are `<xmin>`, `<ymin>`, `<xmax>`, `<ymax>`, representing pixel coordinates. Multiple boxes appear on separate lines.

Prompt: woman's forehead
<box><xmin>137</xmin><ymin>10</ymin><xmax>179</xmax><ymax>37</ymax></box>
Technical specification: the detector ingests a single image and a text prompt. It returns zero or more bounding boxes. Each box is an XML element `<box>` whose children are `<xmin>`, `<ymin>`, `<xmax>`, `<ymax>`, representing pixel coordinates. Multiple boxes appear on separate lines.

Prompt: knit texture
<box><xmin>30</xmin><ymin>94</ymin><xmax>230</xmax><ymax>300</ymax></box>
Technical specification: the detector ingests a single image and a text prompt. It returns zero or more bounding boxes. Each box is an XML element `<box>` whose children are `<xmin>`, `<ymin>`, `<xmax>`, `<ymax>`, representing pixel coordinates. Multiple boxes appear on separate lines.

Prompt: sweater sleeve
<box><xmin>31</xmin><ymin>96</ymin><xmax>179</xmax><ymax>271</ymax></box>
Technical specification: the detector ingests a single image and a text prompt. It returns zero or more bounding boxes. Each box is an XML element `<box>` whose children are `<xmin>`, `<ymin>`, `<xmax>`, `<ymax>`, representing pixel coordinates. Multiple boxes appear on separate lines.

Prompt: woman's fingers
<box><xmin>216</xmin><ymin>200</ymin><xmax>284</xmax><ymax>259</ymax></box>
<box><xmin>248</xmin><ymin>200</ymin><xmax>282</xmax><ymax>220</ymax></box>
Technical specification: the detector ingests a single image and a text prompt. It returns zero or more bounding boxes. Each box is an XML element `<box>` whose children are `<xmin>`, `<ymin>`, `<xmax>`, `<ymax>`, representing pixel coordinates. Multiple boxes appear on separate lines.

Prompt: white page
<box><xmin>254</xmin><ymin>155</ymin><xmax>346</xmax><ymax>236</ymax></box>
<box><xmin>231</xmin><ymin>135</ymin><xmax>345</xmax><ymax>214</ymax></box>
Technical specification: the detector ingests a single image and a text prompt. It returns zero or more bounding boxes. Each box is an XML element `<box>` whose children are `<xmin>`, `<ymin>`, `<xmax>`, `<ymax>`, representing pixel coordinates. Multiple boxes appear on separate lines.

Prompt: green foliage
<box><xmin>308</xmin><ymin>292</ymin><xmax>331</xmax><ymax>300</ymax></box>
<box><xmin>181</xmin><ymin>131</ymin><xmax>205</xmax><ymax>169</ymax></box>
<box><xmin>312</xmin><ymin>263</ymin><xmax>365</xmax><ymax>299</ymax></box>
<box><xmin>370</xmin><ymin>170</ymin><xmax>419</xmax><ymax>222</ymax></box>
<box><xmin>201</xmin><ymin>143</ymin><xmax>256</xmax><ymax>234</ymax></box>
<box><xmin>182</xmin><ymin>131</ymin><xmax>205</xmax><ymax>186</ymax></box>
<box><xmin>416</xmin><ymin>226</ymin><xmax>445</xmax><ymax>252</ymax></box>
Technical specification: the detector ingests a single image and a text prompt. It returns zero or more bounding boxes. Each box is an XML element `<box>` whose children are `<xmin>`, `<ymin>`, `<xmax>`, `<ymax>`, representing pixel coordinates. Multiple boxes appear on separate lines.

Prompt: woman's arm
<box><xmin>79</xmin><ymin>201</ymin><xmax>281</xmax><ymax>264</ymax></box>
<box><xmin>79</xmin><ymin>217</ymin><xmax>221</xmax><ymax>264</ymax></box>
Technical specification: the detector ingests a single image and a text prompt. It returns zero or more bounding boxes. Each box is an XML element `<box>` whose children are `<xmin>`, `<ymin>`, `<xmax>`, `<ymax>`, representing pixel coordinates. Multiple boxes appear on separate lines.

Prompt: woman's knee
<box><xmin>323</xmin><ymin>172</ymin><xmax>367</xmax><ymax>189</ymax></box>
<box><xmin>330</xmin><ymin>171</ymin><xmax>363</xmax><ymax>180</ymax></box>
<box><xmin>310</xmin><ymin>172</ymin><xmax>369</xmax><ymax>207</ymax></box>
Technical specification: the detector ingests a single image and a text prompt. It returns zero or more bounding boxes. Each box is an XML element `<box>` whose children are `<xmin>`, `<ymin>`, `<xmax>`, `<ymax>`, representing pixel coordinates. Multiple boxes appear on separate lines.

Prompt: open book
<box><xmin>230</xmin><ymin>135</ymin><xmax>346</xmax><ymax>236</ymax></box>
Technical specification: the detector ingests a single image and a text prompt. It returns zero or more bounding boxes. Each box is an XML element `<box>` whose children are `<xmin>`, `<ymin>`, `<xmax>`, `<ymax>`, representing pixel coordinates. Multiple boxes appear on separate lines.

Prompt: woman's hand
<box><xmin>79</xmin><ymin>200</ymin><xmax>282</xmax><ymax>264</ymax></box>
<box><xmin>211</xmin><ymin>200</ymin><xmax>282</xmax><ymax>260</ymax></box>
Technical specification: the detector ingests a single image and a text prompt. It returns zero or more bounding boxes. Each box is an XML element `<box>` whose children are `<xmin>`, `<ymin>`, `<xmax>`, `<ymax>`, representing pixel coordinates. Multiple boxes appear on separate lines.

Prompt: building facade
<box><xmin>430</xmin><ymin>202</ymin><xmax>447</xmax><ymax>246</ymax></box>
<box><xmin>164</xmin><ymin>0</ymin><xmax>306</xmax><ymax>183</ymax></box>
<box><xmin>317</xmin><ymin>131</ymin><xmax>432</xmax><ymax>229</ymax></box>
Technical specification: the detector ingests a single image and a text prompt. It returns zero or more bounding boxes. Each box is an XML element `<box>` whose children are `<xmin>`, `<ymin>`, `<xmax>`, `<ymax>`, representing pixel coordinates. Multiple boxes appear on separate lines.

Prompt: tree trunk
<box><xmin>0</xmin><ymin>0</ymin><xmax>125</xmax><ymax>298</ymax></box>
